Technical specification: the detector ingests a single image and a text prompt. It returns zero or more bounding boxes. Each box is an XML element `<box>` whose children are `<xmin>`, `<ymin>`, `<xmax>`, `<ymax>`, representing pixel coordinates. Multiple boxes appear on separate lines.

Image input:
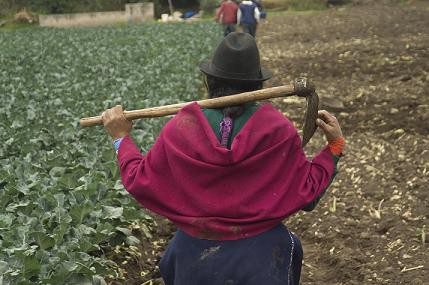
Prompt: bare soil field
<box><xmin>109</xmin><ymin>1</ymin><xmax>428</xmax><ymax>284</ymax></box>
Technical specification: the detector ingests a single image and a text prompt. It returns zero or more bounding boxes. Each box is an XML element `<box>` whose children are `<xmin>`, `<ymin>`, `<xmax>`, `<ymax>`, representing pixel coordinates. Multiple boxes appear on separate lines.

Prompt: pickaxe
<box><xmin>80</xmin><ymin>78</ymin><xmax>319</xmax><ymax>146</ymax></box>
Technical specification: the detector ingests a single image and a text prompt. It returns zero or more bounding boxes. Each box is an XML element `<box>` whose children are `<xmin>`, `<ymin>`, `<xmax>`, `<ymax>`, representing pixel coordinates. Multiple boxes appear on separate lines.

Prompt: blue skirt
<box><xmin>160</xmin><ymin>224</ymin><xmax>303</xmax><ymax>285</ymax></box>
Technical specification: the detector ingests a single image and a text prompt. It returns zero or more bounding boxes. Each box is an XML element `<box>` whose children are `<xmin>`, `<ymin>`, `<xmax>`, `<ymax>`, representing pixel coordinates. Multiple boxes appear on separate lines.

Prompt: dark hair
<box><xmin>205</xmin><ymin>75</ymin><xmax>263</xmax><ymax>118</ymax></box>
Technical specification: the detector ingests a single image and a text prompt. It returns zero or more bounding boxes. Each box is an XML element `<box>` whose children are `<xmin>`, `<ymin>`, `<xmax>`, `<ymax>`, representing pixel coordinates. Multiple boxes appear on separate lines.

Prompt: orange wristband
<box><xmin>328</xmin><ymin>137</ymin><xmax>345</xmax><ymax>156</ymax></box>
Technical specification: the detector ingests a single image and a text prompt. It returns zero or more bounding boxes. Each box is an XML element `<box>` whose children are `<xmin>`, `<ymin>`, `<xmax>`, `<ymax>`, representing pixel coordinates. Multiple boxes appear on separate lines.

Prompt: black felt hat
<box><xmin>199</xmin><ymin>32</ymin><xmax>272</xmax><ymax>82</ymax></box>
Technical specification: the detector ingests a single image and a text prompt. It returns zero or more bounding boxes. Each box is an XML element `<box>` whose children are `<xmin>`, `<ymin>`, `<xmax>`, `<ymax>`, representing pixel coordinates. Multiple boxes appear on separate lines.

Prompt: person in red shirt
<box><xmin>216</xmin><ymin>0</ymin><xmax>239</xmax><ymax>36</ymax></box>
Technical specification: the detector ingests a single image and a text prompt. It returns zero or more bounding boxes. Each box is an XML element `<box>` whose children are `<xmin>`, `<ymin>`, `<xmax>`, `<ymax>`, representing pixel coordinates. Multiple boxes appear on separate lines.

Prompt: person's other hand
<box><xmin>101</xmin><ymin>105</ymin><xmax>132</xmax><ymax>140</ymax></box>
<box><xmin>316</xmin><ymin>110</ymin><xmax>343</xmax><ymax>142</ymax></box>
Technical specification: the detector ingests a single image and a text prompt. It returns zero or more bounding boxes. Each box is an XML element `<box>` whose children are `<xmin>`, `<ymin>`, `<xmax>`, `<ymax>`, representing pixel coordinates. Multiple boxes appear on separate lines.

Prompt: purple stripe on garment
<box><xmin>220</xmin><ymin>116</ymin><xmax>233</xmax><ymax>147</ymax></box>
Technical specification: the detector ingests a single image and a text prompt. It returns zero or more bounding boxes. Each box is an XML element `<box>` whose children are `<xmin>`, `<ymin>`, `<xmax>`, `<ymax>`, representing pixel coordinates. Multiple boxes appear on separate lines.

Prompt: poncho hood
<box><xmin>163</xmin><ymin>102</ymin><xmax>298</xmax><ymax>166</ymax></box>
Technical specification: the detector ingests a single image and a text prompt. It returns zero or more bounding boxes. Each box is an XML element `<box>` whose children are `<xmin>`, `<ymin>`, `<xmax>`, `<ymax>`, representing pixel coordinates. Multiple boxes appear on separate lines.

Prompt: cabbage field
<box><xmin>0</xmin><ymin>22</ymin><xmax>220</xmax><ymax>284</ymax></box>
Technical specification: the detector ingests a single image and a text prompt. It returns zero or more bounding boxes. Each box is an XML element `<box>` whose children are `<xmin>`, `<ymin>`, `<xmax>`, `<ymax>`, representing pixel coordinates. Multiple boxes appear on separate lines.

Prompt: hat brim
<box><xmin>199</xmin><ymin>60</ymin><xmax>272</xmax><ymax>82</ymax></box>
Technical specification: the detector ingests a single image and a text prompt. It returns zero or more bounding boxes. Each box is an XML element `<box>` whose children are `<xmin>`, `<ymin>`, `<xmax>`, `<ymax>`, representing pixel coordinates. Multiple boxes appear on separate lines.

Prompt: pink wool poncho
<box><xmin>117</xmin><ymin>102</ymin><xmax>335</xmax><ymax>240</ymax></box>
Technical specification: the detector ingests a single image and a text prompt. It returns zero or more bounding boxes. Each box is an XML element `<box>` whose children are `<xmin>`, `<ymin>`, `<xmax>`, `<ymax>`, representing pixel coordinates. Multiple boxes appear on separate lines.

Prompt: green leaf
<box><xmin>33</xmin><ymin>232</ymin><xmax>55</xmax><ymax>250</ymax></box>
<box><xmin>62</xmin><ymin>261</ymin><xmax>79</xmax><ymax>273</ymax></box>
<box><xmin>5</xmin><ymin>201</ymin><xmax>30</xmax><ymax>212</ymax></box>
<box><xmin>0</xmin><ymin>213</ymin><xmax>13</xmax><ymax>228</ymax></box>
<box><xmin>113</xmin><ymin>180</ymin><xmax>124</xmax><ymax>190</ymax></box>
<box><xmin>76</xmin><ymin>224</ymin><xmax>97</xmax><ymax>236</ymax></box>
<box><xmin>54</xmin><ymin>193</ymin><xmax>66</xmax><ymax>207</ymax></box>
<box><xmin>0</xmin><ymin>261</ymin><xmax>8</xmax><ymax>274</ymax></box>
<box><xmin>125</xmin><ymin>235</ymin><xmax>140</xmax><ymax>246</ymax></box>
<box><xmin>101</xmin><ymin>206</ymin><xmax>123</xmax><ymax>220</ymax></box>
<box><xmin>49</xmin><ymin>167</ymin><xmax>66</xmax><ymax>177</ymax></box>
<box><xmin>92</xmin><ymin>275</ymin><xmax>107</xmax><ymax>285</ymax></box>
<box><xmin>53</xmin><ymin>223</ymin><xmax>69</xmax><ymax>244</ymax></box>
<box><xmin>22</xmin><ymin>255</ymin><xmax>41</xmax><ymax>279</ymax></box>
<box><xmin>115</xmin><ymin>227</ymin><xmax>132</xmax><ymax>236</ymax></box>
<box><xmin>70</xmin><ymin>201</ymin><xmax>93</xmax><ymax>224</ymax></box>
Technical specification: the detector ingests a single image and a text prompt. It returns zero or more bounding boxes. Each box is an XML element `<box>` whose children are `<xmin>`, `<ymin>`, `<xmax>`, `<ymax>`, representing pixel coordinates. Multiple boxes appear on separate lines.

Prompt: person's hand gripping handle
<box><xmin>101</xmin><ymin>105</ymin><xmax>133</xmax><ymax>140</ymax></box>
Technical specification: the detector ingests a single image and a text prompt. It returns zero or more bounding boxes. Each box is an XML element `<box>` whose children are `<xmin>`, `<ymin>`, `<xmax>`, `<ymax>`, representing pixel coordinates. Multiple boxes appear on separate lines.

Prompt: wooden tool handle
<box><xmin>80</xmin><ymin>84</ymin><xmax>295</xmax><ymax>127</ymax></box>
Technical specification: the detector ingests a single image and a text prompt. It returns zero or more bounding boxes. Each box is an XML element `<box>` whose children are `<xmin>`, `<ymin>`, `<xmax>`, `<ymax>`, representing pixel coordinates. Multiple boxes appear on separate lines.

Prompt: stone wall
<box><xmin>39</xmin><ymin>3</ymin><xmax>154</xmax><ymax>28</ymax></box>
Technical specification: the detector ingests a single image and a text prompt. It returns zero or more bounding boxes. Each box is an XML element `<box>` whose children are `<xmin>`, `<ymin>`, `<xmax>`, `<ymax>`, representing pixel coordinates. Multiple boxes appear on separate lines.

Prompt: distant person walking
<box><xmin>216</xmin><ymin>0</ymin><xmax>239</xmax><ymax>37</ymax></box>
<box><xmin>237</xmin><ymin>0</ymin><xmax>260</xmax><ymax>37</ymax></box>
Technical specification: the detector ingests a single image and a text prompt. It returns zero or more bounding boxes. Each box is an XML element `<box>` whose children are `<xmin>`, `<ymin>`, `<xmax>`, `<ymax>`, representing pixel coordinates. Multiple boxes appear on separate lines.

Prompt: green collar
<box><xmin>202</xmin><ymin>102</ymin><xmax>259</xmax><ymax>148</ymax></box>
